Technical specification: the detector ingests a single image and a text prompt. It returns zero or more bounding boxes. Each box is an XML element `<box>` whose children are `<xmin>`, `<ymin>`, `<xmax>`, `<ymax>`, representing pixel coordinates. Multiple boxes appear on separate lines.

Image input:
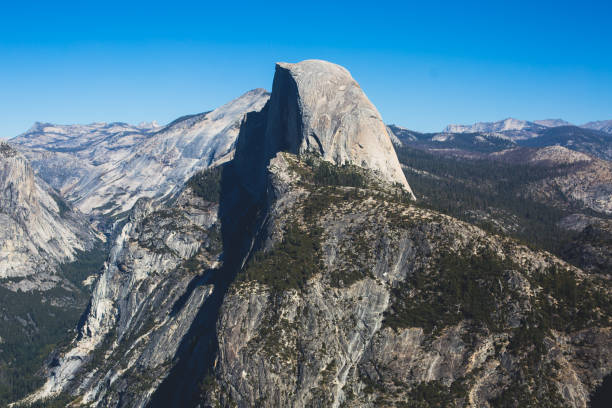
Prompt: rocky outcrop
<box><xmin>24</xmin><ymin>181</ymin><xmax>223</xmax><ymax>406</ymax></box>
<box><xmin>204</xmin><ymin>153</ymin><xmax>612</xmax><ymax>408</ymax></box>
<box><xmin>492</xmin><ymin>145</ymin><xmax>592</xmax><ymax>165</ymax></box>
<box><xmin>0</xmin><ymin>142</ymin><xmax>98</xmax><ymax>288</ymax></box>
<box><xmin>11</xmin><ymin>89</ymin><xmax>270</xmax><ymax>218</ymax></box>
<box><xmin>253</xmin><ymin>60</ymin><xmax>412</xmax><ymax>197</ymax></box>
<box><xmin>526</xmin><ymin>154</ymin><xmax>612</xmax><ymax>215</ymax></box>
<box><xmin>198</xmin><ymin>62</ymin><xmax>609</xmax><ymax>407</ymax></box>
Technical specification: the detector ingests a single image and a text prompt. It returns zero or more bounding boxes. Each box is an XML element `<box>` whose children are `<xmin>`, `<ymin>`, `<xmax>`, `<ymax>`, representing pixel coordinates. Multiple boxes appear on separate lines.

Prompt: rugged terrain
<box><xmin>390</xmin><ymin>122</ymin><xmax>612</xmax><ymax>279</ymax></box>
<box><xmin>11</xmin><ymin>89</ymin><xmax>269</xmax><ymax>219</ymax></box>
<box><xmin>24</xmin><ymin>179</ymin><xmax>223</xmax><ymax>406</ymax></box>
<box><xmin>0</xmin><ymin>142</ymin><xmax>98</xmax><ymax>286</ymax></box>
<box><xmin>15</xmin><ymin>60</ymin><xmax>611</xmax><ymax>408</ymax></box>
<box><xmin>0</xmin><ymin>89</ymin><xmax>269</xmax><ymax>405</ymax></box>
<box><xmin>206</xmin><ymin>153</ymin><xmax>611</xmax><ymax>408</ymax></box>
<box><xmin>0</xmin><ymin>143</ymin><xmax>103</xmax><ymax>404</ymax></box>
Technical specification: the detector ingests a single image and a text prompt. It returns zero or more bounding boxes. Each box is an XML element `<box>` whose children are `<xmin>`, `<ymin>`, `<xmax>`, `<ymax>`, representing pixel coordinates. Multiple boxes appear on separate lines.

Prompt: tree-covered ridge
<box><xmin>238</xmin><ymin>154</ymin><xmax>412</xmax><ymax>292</ymax></box>
<box><xmin>187</xmin><ymin>165</ymin><xmax>224</xmax><ymax>203</ymax></box>
<box><xmin>384</xmin><ymin>246</ymin><xmax>611</xmax><ymax>343</ymax></box>
<box><xmin>225</xmin><ymin>153</ymin><xmax>611</xmax><ymax>407</ymax></box>
<box><xmin>0</xmin><ymin>243</ymin><xmax>107</xmax><ymax>406</ymax></box>
<box><xmin>395</xmin><ymin>145</ymin><xmax>612</xmax><ymax>275</ymax></box>
<box><xmin>384</xmin><ymin>249</ymin><xmax>519</xmax><ymax>334</ymax></box>
<box><xmin>241</xmin><ymin>222</ymin><xmax>322</xmax><ymax>291</ymax></box>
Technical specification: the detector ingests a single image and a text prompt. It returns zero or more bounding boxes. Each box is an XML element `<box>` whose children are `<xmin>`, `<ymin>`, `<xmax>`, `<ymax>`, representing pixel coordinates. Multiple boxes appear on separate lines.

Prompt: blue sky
<box><xmin>1</xmin><ymin>0</ymin><xmax>611</xmax><ymax>138</ymax></box>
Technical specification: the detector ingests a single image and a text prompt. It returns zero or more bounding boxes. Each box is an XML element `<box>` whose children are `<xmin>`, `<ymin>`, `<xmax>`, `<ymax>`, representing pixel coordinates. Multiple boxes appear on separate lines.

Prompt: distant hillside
<box><xmin>517</xmin><ymin>125</ymin><xmax>612</xmax><ymax>161</ymax></box>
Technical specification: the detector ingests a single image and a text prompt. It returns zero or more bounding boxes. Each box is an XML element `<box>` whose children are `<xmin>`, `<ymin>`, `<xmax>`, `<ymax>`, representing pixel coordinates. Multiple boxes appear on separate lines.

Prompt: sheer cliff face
<box><xmin>24</xmin><ymin>60</ymin><xmax>611</xmax><ymax>408</ymax></box>
<box><xmin>25</xmin><ymin>186</ymin><xmax>223</xmax><ymax>406</ymax></box>
<box><xmin>0</xmin><ymin>143</ymin><xmax>97</xmax><ymax>287</ymax></box>
<box><xmin>207</xmin><ymin>154</ymin><xmax>611</xmax><ymax>408</ymax></box>
<box><xmin>259</xmin><ymin>60</ymin><xmax>413</xmax><ymax>198</ymax></box>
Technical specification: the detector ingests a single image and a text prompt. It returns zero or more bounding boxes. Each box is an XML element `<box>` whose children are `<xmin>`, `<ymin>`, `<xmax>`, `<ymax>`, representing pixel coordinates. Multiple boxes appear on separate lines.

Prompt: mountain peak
<box><xmin>265</xmin><ymin>59</ymin><xmax>413</xmax><ymax>194</ymax></box>
<box><xmin>443</xmin><ymin>117</ymin><xmax>532</xmax><ymax>134</ymax></box>
<box><xmin>533</xmin><ymin>118</ymin><xmax>572</xmax><ymax>127</ymax></box>
<box><xmin>582</xmin><ymin>119</ymin><xmax>612</xmax><ymax>134</ymax></box>
<box><xmin>443</xmin><ymin>118</ymin><xmax>578</xmax><ymax>135</ymax></box>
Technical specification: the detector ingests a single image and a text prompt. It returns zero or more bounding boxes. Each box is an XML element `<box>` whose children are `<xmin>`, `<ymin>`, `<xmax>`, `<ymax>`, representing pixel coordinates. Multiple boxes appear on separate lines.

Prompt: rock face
<box><xmin>261</xmin><ymin>60</ymin><xmax>413</xmax><ymax>197</ymax></box>
<box><xmin>24</xmin><ymin>182</ymin><xmax>223</xmax><ymax>406</ymax></box>
<box><xmin>204</xmin><ymin>153</ymin><xmax>612</xmax><ymax>408</ymax></box>
<box><xmin>3</xmin><ymin>89</ymin><xmax>269</xmax><ymax>406</ymax></box>
<box><xmin>21</xmin><ymin>60</ymin><xmax>611</xmax><ymax>408</ymax></box>
<box><xmin>522</xmin><ymin>145</ymin><xmax>592</xmax><ymax>165</ymax></box>
<box><xmin>0</xmin><ymin>142</ymin><xmax>98</xmax><ymax>288</ymax></box>
<box><xmin>11</xmin><ymin>89</ymin><xmax>270</xmax><ymax>218</ymax></box>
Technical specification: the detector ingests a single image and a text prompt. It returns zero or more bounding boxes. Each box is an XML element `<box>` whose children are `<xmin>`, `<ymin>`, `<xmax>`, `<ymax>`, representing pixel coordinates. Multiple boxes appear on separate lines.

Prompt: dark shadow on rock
<box><xmin>147</xmin><ymin>128</ymin><xmax>270</xmax><ymax>406</ymax></box>
<box><xmin>169</xmin><ymin>270</ymin><xmax>214</xmax><ymax>318</ymax></box>
<box><xmin>589</xmin><ymin>373</ymin><xmax>612</xmax><ymax>408</ymax></box>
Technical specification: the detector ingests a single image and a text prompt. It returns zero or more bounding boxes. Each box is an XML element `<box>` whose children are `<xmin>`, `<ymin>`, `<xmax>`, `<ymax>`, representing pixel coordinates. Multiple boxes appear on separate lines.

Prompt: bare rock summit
<box><xmin>264</xmin><ymin>59</ymin><xmax>414</xmax><ymax>197</ymax></box>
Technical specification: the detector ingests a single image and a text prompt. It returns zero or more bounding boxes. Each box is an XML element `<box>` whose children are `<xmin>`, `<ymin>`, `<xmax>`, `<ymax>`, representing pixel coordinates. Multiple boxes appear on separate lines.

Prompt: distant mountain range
<box><xmin>582</xmin><ymin>119</ymin><xmax>612</xmax><ymax>133</ymax></box>
<box><xmin>11</xmin><ymin>89</ymin><xmax>270</xmax><ymax>220</ymax></box>
<box><xmin>389</xmin><ymin>118</ymin><xmax>612</xmax><ymax>161</ymax></box>
<box><xmin>442</xmin><ymin>117</ymin><xmax>612</xmax><ymax>138</ymax></box>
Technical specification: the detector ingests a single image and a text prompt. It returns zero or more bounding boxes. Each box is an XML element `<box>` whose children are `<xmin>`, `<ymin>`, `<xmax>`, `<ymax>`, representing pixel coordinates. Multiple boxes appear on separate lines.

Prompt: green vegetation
<box><xmin>328</xmin><ymin>223</ymin><xmax>376</xmax><ymax>288</ymax></box>
<box><xmin>22</xmin><ymin>393</ymin><xmax>79</xmax><ymax>408</ymax></box>
<box><xmin>0</xmin><ymin>286</ymin><xmax>84</xmax><ymax>405</ymax></box>
<box><xmin>561</xmin><ymin>224</ymin><xmax>612</xmax><ymax>275</ymax></box>
<box><xmin>398</xmin><ymin>380</ymin><xmax>467</xmax><ymax>408</ymax></box>
<box><xmin>239</xmin><ymin>156</ymin><xmax>375</xmax><ymax>292</ymax></box>
<box><xmin>187</xmin><ymin>165</ymin><xmax>223</xmax><ymax>203</ymax></box>
<box><xmin>239</xmin><ymin>155</ymin><xmax>419</xmax><ymax>292</ymax></box>
<box><xmin>290</xmin><ymin>155</ymin><xmax>368</xmax><ymax>189</ymax></box>
<box><xmin>240</xmin><ymin>223</ymin><xmax>322</xmax><ymax>291</ymax></box>
<box><xmin>508</xmin><ymin>318</ymin><xmax>547</xmax><ymax>358</ymax></box>
<box><xmin>309</xmin><ymin>158</ymin><xmax>366</xmax><ymax>188</ymax></box>
<box><xmin>384</xmin><ymin>249</ymin><xmax>516</xmax><ymax>334</ymax></box>
<box><xmin>58</xmin><ymin>240</ymin><xmax>107</xmax><ymax>289</ymax></box>
<box><xmin>531</xmin><ymin>266</ymin><xmax>611</xmax><ymax>332</ymax></box>
<box><xmin>0</xmin><ymin>244</ymin><xmax>107</xmax><ymax>405</ymax></box>
<box><xmin>395</xmin><ymin>145</ymin><xmax>611</xmax><ymax>273</ymax></box>
<box><xmin>50</xmin><ymin>192</ymin><xmax>71</xmax><ymax>217</ymax></box>
<box><xmin>488</xmin><ymin>364</ymin><xmax>568</xmax><ymax>408</ymax></box>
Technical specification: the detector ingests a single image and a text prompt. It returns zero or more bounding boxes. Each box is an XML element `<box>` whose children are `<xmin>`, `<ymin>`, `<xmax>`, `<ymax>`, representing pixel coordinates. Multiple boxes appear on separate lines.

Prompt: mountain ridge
<box><xmin>17</xmin><ymin>60</ymin><xmax>611</xmax><ymax>408</ymax></box>
<box><xmin>442</xmin><ymin>117</ymin><xmax>612</xmax><ymax>137</ymax></box>
<box><xmin>0</xmin><ymin>142</ymin><xmax>99</xmax><ymax>287</ymax></box>
<box><xmin>10</xmin><ymin>88</ymin><xmax>270</xmax><ymax>219</ymax></box>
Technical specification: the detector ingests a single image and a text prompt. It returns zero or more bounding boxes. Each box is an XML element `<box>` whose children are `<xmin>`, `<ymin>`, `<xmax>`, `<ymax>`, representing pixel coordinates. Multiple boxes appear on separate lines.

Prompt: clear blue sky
<box><xmin>1</xmin><ymin>0</ymin><xmax>611</xmax><ymax>138</ymax></box>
